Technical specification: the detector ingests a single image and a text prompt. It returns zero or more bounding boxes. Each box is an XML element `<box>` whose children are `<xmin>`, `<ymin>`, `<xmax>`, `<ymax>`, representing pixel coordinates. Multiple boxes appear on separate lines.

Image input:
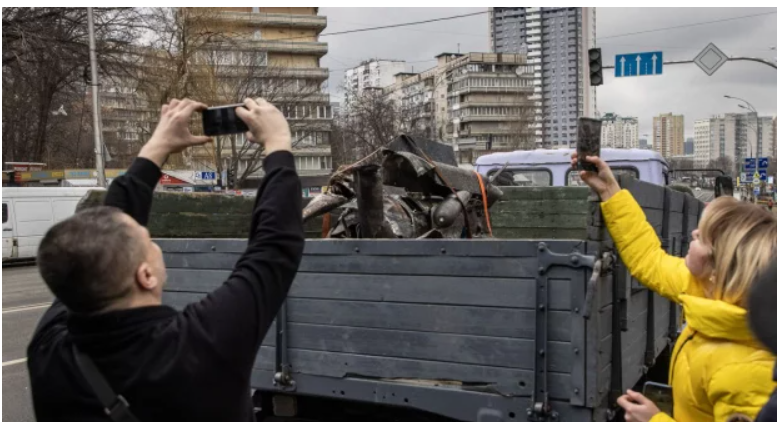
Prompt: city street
<box><xmin>3</xmin><ymin>265</ymin><xmax>52</xmax><ymax>422</ymax></box>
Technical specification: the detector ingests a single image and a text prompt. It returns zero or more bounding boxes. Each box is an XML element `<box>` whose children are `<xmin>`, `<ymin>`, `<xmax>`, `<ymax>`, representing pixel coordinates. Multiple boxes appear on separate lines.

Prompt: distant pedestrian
<box><xmin>768</xmin><ymin>198</ymin><xmax>774</xmax><ymax>212</ymax></box>
<box><xmin>574</xmin><ymin>152</ymin><xmax>777</xmax><ymax>422</ymax></box>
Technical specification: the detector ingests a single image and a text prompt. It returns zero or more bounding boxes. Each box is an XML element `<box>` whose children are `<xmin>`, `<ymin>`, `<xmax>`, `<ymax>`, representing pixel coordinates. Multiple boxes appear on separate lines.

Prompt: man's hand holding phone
<box><xmin>140</xmin><ymin>99</ymin><xmax>212</xmax><ymax>168</ymax></box>
<box><xmin>235</xmin><ymin>98</ymin><xmax>292</xmax><ymax>156</ymax></box>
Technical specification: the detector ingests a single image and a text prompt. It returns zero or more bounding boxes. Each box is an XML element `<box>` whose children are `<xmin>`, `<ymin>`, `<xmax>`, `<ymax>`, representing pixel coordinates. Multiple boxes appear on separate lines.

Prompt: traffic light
<box><xmin>588</xmin><ymin>48</ymin><xmax>603</xmax><ymax>87</ymax></box>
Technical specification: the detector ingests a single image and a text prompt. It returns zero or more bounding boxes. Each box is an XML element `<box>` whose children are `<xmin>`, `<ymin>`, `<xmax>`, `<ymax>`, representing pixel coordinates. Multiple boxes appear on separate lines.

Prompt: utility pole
<box><xmin>724</xmin><ymin>95</ymin><xmax>760</xmax><ymax>202</ymax></box>
<box><xmin>87</xmin><ymin>7</ymin><xmax>107</xmax><ymax>187</ymax></box>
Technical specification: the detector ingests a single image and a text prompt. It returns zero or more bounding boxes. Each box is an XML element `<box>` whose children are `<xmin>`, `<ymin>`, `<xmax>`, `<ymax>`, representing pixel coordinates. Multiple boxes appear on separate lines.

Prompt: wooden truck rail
<box><xmin>78</xmin><ymin>176</ymin><xmax>704</xmax><ymax>422</ymax></box>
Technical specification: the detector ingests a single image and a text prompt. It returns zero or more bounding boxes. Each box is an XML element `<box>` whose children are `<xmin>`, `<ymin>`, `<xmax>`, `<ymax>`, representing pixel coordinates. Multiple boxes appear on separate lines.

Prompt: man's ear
<box><xmin>135</xmin><ymin>262</ymin><xmax>159</xmax><ymax>291</ymax></box>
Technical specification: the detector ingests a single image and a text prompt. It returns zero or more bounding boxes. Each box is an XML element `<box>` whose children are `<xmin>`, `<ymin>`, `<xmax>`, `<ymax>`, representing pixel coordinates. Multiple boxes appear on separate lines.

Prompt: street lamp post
<box><xmin>724</xmin><ymin>95</ymin><xmax>761</xmax><ymax>201</ymax></box>
<box><xmin>87</xmin><ymin>7</ymin><xmax>107</xmax><ymax>188</ymax></box>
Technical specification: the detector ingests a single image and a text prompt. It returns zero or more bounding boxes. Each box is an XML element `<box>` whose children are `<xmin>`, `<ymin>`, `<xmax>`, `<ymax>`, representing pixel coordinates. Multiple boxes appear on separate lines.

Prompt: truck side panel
<box><xmin>160</xmin><ymin>239</ymin><xmax>592</xmax><ymax>417</ymax></box>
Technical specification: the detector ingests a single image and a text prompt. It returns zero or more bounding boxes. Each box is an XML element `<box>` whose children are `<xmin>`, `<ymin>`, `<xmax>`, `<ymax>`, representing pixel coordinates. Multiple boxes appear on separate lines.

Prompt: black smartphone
<box><xmin>643</xmin><ymin>382</ymin><xmax>673</xmax><ymax>415</ymax></box>
<box><xmin>576</xmin><ymin>117</ymin><xmax>602</xmax><ymax>172</ymax></box>
<box><xmin>202</xmin><ymin>104</ymin><xmax>249</xmax><ymax>137</ymax></box>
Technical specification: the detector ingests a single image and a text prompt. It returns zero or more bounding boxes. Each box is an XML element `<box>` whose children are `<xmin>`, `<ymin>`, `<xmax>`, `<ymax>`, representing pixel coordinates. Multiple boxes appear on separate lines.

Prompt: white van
<box><xmin>475</xmin><ymin>148</ymin><xmax>669</xmax><ymax>187</ymax></box>
<box><xmin>2</xmin><ymin>187</ymin><xmax>102</xmax><ymax>262</ymax></box>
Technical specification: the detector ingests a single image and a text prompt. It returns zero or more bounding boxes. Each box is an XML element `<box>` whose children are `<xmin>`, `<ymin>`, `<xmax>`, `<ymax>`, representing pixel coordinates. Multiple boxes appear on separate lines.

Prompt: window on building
<box><xmin>2</xmin><ymin>203</ymin><xmax>7</xmax><ymax>223</ymax></box>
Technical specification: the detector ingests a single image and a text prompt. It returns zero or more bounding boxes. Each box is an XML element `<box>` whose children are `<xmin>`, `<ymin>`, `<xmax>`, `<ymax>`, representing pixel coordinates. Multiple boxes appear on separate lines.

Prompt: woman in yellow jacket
<box><xmin>573</xmin><ymin>153</ymin><xmax>777</xmax><ymax>422</ymax></box>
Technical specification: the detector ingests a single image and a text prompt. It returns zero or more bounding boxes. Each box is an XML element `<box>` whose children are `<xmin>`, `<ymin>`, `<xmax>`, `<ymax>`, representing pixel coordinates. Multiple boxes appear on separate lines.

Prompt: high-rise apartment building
<box><xmin>489</xmin><ymin>7</ymin><xmax>596</xmax><ymax>148</ymax></box>
<box><xmin>600</xmin><ymin>113</ymin><xmax>639</xmax><ymax>149</ymax></box>
<box><xmin>652</xmin><ymin>113</ymin><xmax>684</xmax><ymax>158</ymax></box>
<box><xmin>693</xmin><ymin>119</ymin><xmax>711</xmax><ymax>168</ymax></box>
<box><xmin>344</xmin><ymin>59</ymin><xmax>406</xmax><ymax>105</ymax></box>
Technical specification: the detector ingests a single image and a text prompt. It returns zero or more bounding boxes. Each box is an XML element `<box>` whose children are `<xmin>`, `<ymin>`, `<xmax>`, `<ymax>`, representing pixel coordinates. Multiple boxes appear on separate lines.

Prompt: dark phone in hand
<box><xmin>643</xmin><ymin>382</ymin><xmax>673</xmax><ymax>416</ymax></box>
<box><xmin>202</xmin><ymin>104</ymin><xmax>249</xmax><ymax>137</ymax></box>
<box><xmin>577</xmin><ymin>117</ymin><xmax>602</xmax><ymax>172</ymax></box>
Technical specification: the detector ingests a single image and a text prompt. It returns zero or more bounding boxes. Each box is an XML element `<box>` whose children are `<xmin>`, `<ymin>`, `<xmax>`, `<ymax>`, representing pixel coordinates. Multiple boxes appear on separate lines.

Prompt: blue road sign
<box><xmin>745</xmin><ymin>158</ymin><xmax>756</xmax><ymax>171</ymax></box>
<box><xmin>758</xmin><ymin>169</ymin><xmax>768</xmax><ymax>181</ymax></box>
<box><xmin>615</xmin><ymin>51</ymin><xmax>663</xmax><ymax>77</ymax></box>
<box><xmin>758</xmin><ymin>157</ymin><xmax>769</xmax><ymax>169</ymax></box>
<box><xmin>196</xmin><ymin>171</ymin><xmax>217</xmax><ymax>181</ymax></box>
<box><xmin>754</xmin><ymin>187</ymin><xmax>760</xmax><ymax>196</ymax></box>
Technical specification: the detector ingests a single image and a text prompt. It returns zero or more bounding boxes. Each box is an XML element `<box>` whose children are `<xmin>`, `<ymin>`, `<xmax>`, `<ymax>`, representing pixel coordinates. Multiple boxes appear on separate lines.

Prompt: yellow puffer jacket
<box><xmin>602</xmin><ymin>190</ymin><xmax>775</xmax><ymax>422</ymax></box>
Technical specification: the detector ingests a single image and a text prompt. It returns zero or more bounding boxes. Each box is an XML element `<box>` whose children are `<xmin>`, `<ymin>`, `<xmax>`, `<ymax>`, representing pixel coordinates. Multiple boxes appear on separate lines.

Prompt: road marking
<box><xmin>2</xmin><ymin>357</ymin><xmax>28</xmax><ymax>367</ymax></box>
<box><xmin>2</xmin><ymin>303</ymin><xmax>50</xmax><ymax>314</ymax></box>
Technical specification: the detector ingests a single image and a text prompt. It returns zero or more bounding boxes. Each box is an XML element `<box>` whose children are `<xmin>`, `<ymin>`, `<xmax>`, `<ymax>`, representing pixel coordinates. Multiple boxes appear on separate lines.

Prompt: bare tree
<box><xmin>332</xmin><ymin>87</ymin><xmax>403</xmax><ymax>168</ymax></box>
<box><xmin>708</xmin><ymin>156</ymin><xmax>735</xmax><ymax>175</ymax></box>
<box><xmin>2</xmin><ymin>7</ymin><xmax>142</xmax><ymax>164</ymax></box>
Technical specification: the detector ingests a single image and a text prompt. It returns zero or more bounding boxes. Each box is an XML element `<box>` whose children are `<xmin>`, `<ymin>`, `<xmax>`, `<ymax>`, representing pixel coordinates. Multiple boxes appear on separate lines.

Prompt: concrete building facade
<box><xmin>693</xmin><ymin>119</ymin><xmax>711</xmax><ymax>168</ymax></box>
<box><xmin>705</xmin><ymin>113</ymin><xmax>774</xmax><ymax>171</ymax></box>
<box><xmin>187</xmin><ymin>7</ymin><xmax>333</xmax><ymax>184</ymax></box>
<box><xmin>600</xmin><ymin>113</ymin><xmax>639</xmax><ymax>149</ymax></box>
<box><xmin>652</xmin><ymin>113</ymin><xmax>684</xmax><ymax>158</ymax></box>
<box><xmin>489</xmin><ymin>7</ymin><xmax>596</xmax><ymax>148</ymax></box>
<box><xmin>384</xmin><ymin>52</ymin><xmax>534</xmax><ymax>163</ymax></box>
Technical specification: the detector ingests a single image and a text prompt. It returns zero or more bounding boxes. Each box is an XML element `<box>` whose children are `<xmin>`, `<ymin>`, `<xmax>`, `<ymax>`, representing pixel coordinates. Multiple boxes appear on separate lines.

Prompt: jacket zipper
<box><xmin>670</xmin><ymin>331</ymin><xmax>695</xmax><ymax>385</ymax></box>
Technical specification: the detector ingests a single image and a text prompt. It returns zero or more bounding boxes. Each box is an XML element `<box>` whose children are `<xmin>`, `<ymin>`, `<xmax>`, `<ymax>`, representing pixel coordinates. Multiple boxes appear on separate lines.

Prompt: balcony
<box><xmin>459</xmin><ymin>99</ymin><xmax>534</xmax><ymax>108</ymax></box>
<box><xmin>460</xmin><ymin>115</ymin><xmax>533</xmax><ymax>123</ymax></box>
<box><xmin>458</xmin><ymin>126</ymin><xmax>518</xmax><ymax>136</ymax></box>
<box><xmin>272</xmin><ymin>92</ymin><xmax>331</xmax><ymax>103</ymax></box>
<box><xmin>213</xmin><ymin>12</ymin><xmax>327</xmax><ymax>32</ymax></box>
<box><xmin>246</xmin><ymin>39</ymin><xmax>328</xmax><ymax>57</ymax></box>
<box><xmin>450</xmin><ymin>86</ymin><xmax>532</xmax><ymax>96</ymax></box>
<box><xmin>203</xmin><ymin>66</ymin><xmax>330</xmax><ymax>80</ymax></box>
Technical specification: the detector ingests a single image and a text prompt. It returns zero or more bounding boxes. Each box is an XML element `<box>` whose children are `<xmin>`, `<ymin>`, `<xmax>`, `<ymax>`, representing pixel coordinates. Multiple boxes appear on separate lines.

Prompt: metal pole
<box><xmin>87</xmin><ymin>8</ymin><xmax>107</xmax><ymax>187</ymax></box>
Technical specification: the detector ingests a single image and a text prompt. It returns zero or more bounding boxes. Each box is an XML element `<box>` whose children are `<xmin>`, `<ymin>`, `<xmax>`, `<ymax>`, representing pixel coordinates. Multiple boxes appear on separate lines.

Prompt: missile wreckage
<box><xmin>302</xmin><ymin>136</ymin><xmax>503</xmax><ymax>239</ymax></box>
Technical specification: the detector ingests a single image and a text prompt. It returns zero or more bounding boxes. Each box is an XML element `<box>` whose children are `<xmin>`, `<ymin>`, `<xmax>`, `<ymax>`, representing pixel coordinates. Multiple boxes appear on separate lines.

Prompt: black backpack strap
<box><xmin>72</xmin><ymin>345</ymin><xmax>141</xmax><ymax>422</ymax></box>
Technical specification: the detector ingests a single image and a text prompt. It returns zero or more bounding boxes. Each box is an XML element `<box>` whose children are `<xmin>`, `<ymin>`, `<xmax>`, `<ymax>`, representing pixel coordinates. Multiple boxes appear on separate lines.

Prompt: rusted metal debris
<box><xmin>303</xmin><ymin>137</ymin><xmax>503</xmax><ymax>239</ymax></box>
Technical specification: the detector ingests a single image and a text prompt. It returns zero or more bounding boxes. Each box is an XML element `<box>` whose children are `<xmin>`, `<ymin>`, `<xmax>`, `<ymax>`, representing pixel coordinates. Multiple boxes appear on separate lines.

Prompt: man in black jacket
<box><xmin>749</xmin><ymin>258</ymin><xmax>777</xmax><ymax>422</ymax></box>
<box><xmin>27</xmin><ymin>98</ymin><xmax>304</xmax><ymax>421</ymax></box>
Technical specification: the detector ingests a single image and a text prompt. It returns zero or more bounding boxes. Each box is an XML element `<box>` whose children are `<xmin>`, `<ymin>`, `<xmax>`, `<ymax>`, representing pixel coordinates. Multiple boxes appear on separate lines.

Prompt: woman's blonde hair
<box><xmin>698</xmin><ymin>197</ymin><xmax>777</xmax><ymax>307</ymax></box>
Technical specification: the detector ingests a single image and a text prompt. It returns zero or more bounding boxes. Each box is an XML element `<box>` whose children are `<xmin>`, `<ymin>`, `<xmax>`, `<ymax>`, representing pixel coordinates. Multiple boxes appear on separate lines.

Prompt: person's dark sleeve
<box><xmin>104</xmin><ymin>157</ymin><xmax>162</xmax><ymax>226</ymax></box>
<box><xmin>756</xmin><ymin>390</ymin><xmax>777</xmax><ymax>422</ymax></box>
<box><xmin>29</xmin><ymin>158</ymin><xmax>161</xmax><ymax>353</ymax></box>
<box><xmin>181</xmin><ymin>151</ymin><xmax>304</xmax><ymax>368</ymax></box>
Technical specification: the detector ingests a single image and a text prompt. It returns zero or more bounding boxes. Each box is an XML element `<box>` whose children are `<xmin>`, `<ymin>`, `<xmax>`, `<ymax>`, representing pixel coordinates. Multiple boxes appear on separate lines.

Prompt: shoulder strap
<box><xmin>72</xmin><ymin>345</ymin><xmax>141</xmax><ymax>422</ymax></box>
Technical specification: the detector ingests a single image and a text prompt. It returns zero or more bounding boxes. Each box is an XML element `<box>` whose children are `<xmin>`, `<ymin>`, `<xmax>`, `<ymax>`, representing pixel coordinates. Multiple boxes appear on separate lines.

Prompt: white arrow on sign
<box><xmin>636</xmin><ymin>55</ymin><xmax>642</xmax><ymax>75</ymax></box>
<box><xmin>652</xmin><ymin>54</ymin><xmax>657</xmax><ymax>74</ymax></box>
<box><xmin>620</xmin><ymin>56</ymin><xmax>626</xmax><ymax>76</ymax></box>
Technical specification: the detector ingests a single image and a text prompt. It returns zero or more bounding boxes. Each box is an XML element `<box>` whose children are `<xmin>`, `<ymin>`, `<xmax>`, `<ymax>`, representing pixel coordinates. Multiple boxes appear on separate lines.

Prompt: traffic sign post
<box><xmin>694</xmin><ymin>43</ymin><xmax>728</xmax><ymax>76</ymax></box>
<box><xmin>615</xmin><ymin>51</ymin><xmax>663</xmax><ymax>77</ymax></box>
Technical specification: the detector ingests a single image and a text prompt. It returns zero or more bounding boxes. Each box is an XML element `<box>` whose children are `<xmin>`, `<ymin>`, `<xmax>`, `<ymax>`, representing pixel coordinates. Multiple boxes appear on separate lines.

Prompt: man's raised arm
<box><xmin>180</xmin><ymin>99</ymin><xmax>305</xmax><ymax>369</ymax></box>
<box><xmin>105</xmin><ymin>99</ymin><xmax>211</xmax><ymax>225</ymax></box>
<box><xmin>30</xmin><ymin>99</ymin><xmax>211</xmax><ymax>343</ymax></box>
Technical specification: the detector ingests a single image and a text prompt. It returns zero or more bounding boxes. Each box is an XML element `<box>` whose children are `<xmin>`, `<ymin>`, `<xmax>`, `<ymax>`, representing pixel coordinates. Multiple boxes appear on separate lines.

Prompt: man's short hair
<box><xmin>38</xmin><ymin>206</ymin><xmax>145</xmax><ymax>313</ymax></box>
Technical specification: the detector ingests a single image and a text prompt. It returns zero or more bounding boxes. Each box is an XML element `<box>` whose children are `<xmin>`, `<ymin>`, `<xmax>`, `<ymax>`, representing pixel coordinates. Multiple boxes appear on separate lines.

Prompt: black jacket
<box><xmin>27</xmin><ymin>152</ymin><xmax>304</xmax><ymax>422</ymax></box>
<box><xmin>755</xmin><ymin>368</ymin><xmax>777</xmax><ymax>422</ymax></box>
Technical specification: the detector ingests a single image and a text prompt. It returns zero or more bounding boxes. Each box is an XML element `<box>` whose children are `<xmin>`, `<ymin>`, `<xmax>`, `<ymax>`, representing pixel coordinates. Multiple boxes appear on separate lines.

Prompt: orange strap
<box><xmin>474</xmin><ymin>172</ymin><xmax>493</xmax><ymax>237</ymax></box>
<box><xmin>321</xmin><ymin>213</ymin><xmax>331</xmax><ymax>238</ymax></box>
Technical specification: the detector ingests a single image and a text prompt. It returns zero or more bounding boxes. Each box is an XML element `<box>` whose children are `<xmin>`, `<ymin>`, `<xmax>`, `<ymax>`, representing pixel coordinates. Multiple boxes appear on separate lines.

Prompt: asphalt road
<box><xmin>3</xmin><ymin>265</ymin><xmax>52</xmax><ymax>422</ymax></box>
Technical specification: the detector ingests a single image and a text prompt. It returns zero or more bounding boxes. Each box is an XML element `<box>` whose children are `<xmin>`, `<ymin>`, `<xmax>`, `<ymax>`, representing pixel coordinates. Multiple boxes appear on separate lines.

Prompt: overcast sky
<box><xmin>320</xmin><ymin>7</ymin><xmax>777</xmax><ymax>143</ymax></box>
